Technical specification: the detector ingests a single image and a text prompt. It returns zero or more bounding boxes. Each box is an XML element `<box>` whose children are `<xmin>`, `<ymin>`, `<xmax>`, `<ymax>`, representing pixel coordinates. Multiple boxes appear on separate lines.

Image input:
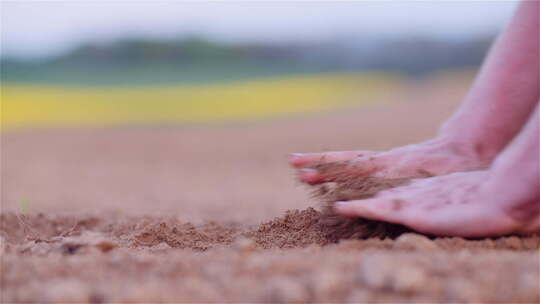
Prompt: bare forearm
<box><xmin>439</xmin><ymin>0</ymin><xmax>539</xmax><ymax>161</ymax></box>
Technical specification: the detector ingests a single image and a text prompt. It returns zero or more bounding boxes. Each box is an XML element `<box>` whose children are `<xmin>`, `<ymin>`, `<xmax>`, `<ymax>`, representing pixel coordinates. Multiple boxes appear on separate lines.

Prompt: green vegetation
<box><xmin>1</xmin><ymin>36</ymin><xmax>491</xmax><ymax>86</ymax></box>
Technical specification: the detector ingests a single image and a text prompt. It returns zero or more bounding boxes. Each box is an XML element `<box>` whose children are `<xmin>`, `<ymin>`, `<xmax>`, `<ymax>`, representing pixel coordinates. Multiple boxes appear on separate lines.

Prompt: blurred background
<box><xmin>1</xmin><ymin>1</ymin><xmax>518</xmax><ymax>128</ymax></box>
<box><xmin>0</xmin><ymin>1</ymin><xmax>519</xmax><ymax>220</ymax></box>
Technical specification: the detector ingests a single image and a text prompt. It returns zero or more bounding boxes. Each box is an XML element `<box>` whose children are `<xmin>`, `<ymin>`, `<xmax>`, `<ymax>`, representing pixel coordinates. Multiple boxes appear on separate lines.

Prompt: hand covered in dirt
<box><xmin>333</xmin><ymin>170</ymin><xmax>539</xmax><ymax>237</ymax></box>
<box><xmin>290</xmin><ymin>138</ymin><xmax>490</xmax><ymax>185</ymax></box>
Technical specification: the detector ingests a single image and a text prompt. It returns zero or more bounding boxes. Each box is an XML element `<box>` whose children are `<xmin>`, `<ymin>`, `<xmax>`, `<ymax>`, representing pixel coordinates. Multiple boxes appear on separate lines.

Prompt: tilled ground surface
<box><xmin>2</xmin><ymin>210</ymin><xmax>539</xmax><ymax>303</ymax></box>
<box><xmin>2</xmin><ymin>74</ymin><xmax>539</xmax><ymax>303</ymax></box>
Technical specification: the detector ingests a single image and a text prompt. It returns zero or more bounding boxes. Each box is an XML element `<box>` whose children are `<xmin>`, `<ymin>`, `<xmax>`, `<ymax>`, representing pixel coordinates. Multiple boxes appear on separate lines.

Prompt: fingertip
<box><xmin>333</xmin><ymin>199</ymin><xmax>387</xmax><ymax>220</ymax></box>
<box><xmin>333</xmin><ymin>201</ymin><xmax>359</xmax><ymax>217</ymax></box>
<box><xmin>299</xmin><ymin>168</ymin><xmax>324</xmax><ymax>184</ymax></box>
<box><xmin>289</xmin><ymin>153</ymin><xmax>307</xmax><ymax>167</ymax></box>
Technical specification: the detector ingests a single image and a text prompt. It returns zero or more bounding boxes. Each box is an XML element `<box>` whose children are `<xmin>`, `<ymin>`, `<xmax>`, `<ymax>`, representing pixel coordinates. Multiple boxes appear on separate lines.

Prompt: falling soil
<box><xmin>310</xmin><ymin>162</ymin><xmax>415</xmax><ymax>241</ymax></box>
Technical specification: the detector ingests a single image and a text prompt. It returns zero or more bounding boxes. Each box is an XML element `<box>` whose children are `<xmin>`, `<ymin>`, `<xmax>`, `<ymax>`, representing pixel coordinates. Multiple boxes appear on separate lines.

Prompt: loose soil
<box><xmin>2</xmin><ymin>77</ymin><xmax>539</xmax><ymax>303</ymax></box>
<box><xmin>2</xmin><ymin>206</ymin><xmax>539</xmax><ymax>303</ymax></box>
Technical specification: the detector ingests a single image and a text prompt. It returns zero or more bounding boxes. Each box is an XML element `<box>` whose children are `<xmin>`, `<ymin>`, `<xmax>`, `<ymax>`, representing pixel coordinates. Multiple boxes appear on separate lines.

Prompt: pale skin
<box><xmin>289</xmin><ymin>0</ymin><xmax>539</xmax><ymax>237</ymax></box>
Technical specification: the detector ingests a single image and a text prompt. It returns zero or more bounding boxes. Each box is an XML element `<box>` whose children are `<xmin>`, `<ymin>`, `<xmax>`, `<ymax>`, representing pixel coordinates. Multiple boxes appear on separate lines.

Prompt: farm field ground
<box><xmin>1</xmin><ymin>72</ymin><xmax>538</xmax><ymax>303</ymax></box>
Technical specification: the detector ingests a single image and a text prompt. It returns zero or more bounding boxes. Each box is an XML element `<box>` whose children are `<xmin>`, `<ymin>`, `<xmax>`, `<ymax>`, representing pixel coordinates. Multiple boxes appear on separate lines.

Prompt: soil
<box><xmin>311</xmin><ymin>162</ymin><xmax>414</xmax><ymax>241</ymax></box>
<box><xmin>2</xmin><ymin>208</ymin><xmax>539</xmax><ymax>303</ymax></box>
<box><xmin>2</xmin><ymin>77</ymin><xmax>539</xmax><ymax>303</ymax></box>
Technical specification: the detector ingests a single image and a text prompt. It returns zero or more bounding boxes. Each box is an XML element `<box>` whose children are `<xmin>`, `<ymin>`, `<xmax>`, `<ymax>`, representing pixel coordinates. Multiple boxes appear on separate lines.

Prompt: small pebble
<box><xmin>394</xmin><ymin>233</ymin><xmax>439</xmax><ymax>250</ymax></box>
<box><xmin>233</xmin><ymin>237</ymin><xmax>256</xmax><ymax>253</ymax></box>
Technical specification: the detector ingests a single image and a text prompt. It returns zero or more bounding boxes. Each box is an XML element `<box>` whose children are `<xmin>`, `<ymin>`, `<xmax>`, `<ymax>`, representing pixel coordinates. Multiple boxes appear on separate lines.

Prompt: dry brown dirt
<box><xmin>2</xmin><ymin>73</ymin><xmax>539</xmax><ymax>303</ymax></box>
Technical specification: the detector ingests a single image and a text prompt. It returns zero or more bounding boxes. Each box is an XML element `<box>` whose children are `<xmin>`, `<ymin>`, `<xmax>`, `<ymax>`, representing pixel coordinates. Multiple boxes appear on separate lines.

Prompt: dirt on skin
<box><xmin>2</xmin><ymin>77</ymin><xmax>539</xmax><ymax>303</ymax></box>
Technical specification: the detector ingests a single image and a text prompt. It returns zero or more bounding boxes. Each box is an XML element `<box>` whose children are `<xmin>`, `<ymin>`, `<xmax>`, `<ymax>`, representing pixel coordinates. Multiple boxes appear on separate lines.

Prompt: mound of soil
<box><xmin>133</xmin><ymin>221</ymin><xmax>238</xmax><ymax>250</ymax></box>
<box><xmin>246</xmin><ymin>208</ymin><xmax>327</xmax><ymax>249</ymax></box>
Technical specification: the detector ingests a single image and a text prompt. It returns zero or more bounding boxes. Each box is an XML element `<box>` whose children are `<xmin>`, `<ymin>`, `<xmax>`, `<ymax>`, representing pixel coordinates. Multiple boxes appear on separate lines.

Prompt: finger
<box><xmin>297</xmin><ymin>162</ymin><xmax>379</xmax><ymax>185</ymax></box>
<box><xmin>404</xmin><ymin>204</ymin><xmax>518</xmax><ymax>238</ymax></box>
<box><xmin>289</xmin><ymin>150</ymin><xmax>373</xmax><ymax>167</ymax></box>
<box><xmin>336</xmin><ymin>197</ymin><xmax>518</xmax><ymax>237</ymax></box>
<box><xmin>297</xmin><ymin>157</ymin><xmax>382</xmax><ymax>185</ymax></box>
<box><xmin>298</xmin><ymin>168</ymin><xmax>326</xmax><ymax>185</ymax></box>
<box><xmin>333</xmin><ymin>198</ymin><xmax>408</xmax><ymax>225</ymax></box>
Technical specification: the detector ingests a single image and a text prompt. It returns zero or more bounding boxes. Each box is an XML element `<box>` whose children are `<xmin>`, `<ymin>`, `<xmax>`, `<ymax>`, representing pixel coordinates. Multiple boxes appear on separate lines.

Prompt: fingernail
<box><xmin>335</xmin><ymin>201</ymin><xmax>350</xmax><ymax>205</ymax></box>
<box><xmin>289</xmin><ymin>153</ymin><xmax>305</xmax><ymax>166</ymax></box>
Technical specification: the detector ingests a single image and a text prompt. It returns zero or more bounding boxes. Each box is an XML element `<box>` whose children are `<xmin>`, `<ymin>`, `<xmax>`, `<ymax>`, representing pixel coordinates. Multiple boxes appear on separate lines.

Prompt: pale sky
<box><xmin>1</xmin><ymin>1</ymin><xmax>519</xmax><ymax>58</ymax></box>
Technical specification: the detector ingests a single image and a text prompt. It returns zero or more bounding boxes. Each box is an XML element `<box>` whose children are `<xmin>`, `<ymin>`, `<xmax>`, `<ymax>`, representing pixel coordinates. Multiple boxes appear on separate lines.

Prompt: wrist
<box><xmin>432</xmin><ymin>129</ymin><xmax>499</xmax><ymax>164</ymax></box>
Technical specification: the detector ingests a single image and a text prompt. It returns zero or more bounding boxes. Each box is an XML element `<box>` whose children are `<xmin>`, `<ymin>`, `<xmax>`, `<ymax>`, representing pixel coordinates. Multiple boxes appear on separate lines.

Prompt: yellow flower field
<box><xmin>1</xmin><ymin>72</ymin><xmax>400</xmax><ymax>129</ymax></box>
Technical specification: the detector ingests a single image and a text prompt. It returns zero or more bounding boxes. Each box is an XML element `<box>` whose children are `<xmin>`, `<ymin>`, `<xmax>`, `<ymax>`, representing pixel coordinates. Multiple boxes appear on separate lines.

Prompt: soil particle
<box><xmin>232</xmin><ymin>237</ymin><xmax>257</xmax><ymax>253</ymax></box>
<box><xmin>394</xmin><ymin>233</ymin><xmax>439</xmax><ymax>250</ymax></box>
<box><xmin>95</xmin><ymin>241</ymin><xmax>116</xmax><ymax>253</ymax></box>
